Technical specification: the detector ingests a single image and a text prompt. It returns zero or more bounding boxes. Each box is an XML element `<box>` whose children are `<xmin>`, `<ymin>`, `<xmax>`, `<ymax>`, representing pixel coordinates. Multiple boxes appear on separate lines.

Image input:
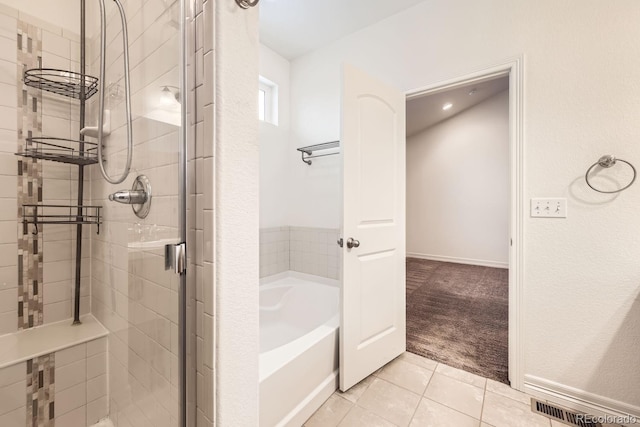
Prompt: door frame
<box><xmin>404</xmin><ymin>56</ymin><xmax>525</xmax><ymax>391</ymax></box>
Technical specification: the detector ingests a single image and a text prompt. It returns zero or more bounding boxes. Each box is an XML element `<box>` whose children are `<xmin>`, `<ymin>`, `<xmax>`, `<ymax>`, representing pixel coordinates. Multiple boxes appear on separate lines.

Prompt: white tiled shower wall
<box><xmin>190</xmin><ymin>0</ymin><xmax>215</xmax><ymax>425</ymax></box>
<box><xmin>0</xmin><ymin>4</ymin><xmax>21</xmax><ymax>335</ymax></box>
<box><xmin>259</xmin><ymin>226</ymin><xmax>341</xmax><ymax>279</ymax></box>
<box><xmin>50</xmin><ymin>338</ymin><xmax>109</xmax><ymax>426</ymax></box>
<box><xmin>0</xmin><ymin>337</ymin><xmax>108</xmax><ymax>426</ymax></box>
<box><xmin>0</xmin><ymin>361</ymin><xmax>26</xmax><ymax>424</ymax></box>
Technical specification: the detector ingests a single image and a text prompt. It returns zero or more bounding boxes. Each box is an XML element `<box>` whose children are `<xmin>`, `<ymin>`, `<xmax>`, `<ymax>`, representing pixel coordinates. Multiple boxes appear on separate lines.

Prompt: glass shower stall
<box><xmin>0</xmin><ymin>0</ymin><xmax>199</xmax><ymax>425</ymax></box>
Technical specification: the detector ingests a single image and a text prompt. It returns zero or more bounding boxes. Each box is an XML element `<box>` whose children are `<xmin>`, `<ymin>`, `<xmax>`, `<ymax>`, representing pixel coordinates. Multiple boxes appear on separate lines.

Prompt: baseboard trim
<box><xmin>407</xmin><ymin>252</ymin><xmax>508</xmax><ymax>269</ymax></box>
<box><xmin>524</xmin><ymin>374</ymin><xmax>640</xmax><ymax>419</ymax></box>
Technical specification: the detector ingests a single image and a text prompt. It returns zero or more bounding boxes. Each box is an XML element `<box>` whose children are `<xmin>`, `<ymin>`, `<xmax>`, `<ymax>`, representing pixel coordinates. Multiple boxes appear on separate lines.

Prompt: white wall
<box><xmin>289</xmin><ymin>0</ymin><xmax>640</xmax><ymax>415</ymax></box>
<box><xmin>407</xmin><ymin>90</ymin><xmax>509</xmax><ymax>268</ymax></box>
<box><xmin>0</xmin><ymin>0</ymin><xmax>79</xmax><ymax>34</ymax></box>
<box><xmin>287</xmin><ymin>46</ymin><xmax>341</xmax><ymax>229</ymax></box>
<box><xmin>287</xmin><ymin>139</ymin><xmax>341</xmax><ymax>228</ymax></box>
<box><xmin>260</xmin><ymin>44</ymin><xmax>291</xmax><ymax>228</ymax></box>
<box><xmin>214</xmin><ymin>1</ymin><xmax>259</xmax><ymax>425</ymax></box>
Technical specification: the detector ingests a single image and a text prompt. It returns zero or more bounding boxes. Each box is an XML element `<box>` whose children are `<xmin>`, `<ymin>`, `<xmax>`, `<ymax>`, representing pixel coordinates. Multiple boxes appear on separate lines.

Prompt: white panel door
<box><xmin>340</xmin><ymin>64</ymin><xmax>406</xmax><ymax>391</ymax></box>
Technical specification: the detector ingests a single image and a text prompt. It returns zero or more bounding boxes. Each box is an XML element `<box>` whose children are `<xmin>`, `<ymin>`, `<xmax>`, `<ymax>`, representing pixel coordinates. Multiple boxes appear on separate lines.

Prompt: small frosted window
<box><xmin>258</xmin><ymin>89</ymin><xmax>266</xmax><ymax>121</ymax></box>
<box><xmin>258</xmin><ymin>76</ymin><xmax>278</xmax><ymax>125</ymax></box>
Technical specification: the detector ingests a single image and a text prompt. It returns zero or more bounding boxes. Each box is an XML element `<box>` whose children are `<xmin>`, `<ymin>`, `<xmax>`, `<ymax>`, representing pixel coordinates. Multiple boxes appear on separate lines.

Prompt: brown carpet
<box><xmin>406</xmin><ymin>258</ymin><xmax>509</xmax><ymax>384</ymax></box>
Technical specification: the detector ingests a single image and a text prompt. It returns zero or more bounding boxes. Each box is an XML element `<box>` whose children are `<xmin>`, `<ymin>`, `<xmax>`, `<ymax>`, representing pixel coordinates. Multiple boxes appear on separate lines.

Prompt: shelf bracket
<box><xmin>301</xmin><ymin>150</ymin><xmax>312</xmax><ymax>165</ymax></box>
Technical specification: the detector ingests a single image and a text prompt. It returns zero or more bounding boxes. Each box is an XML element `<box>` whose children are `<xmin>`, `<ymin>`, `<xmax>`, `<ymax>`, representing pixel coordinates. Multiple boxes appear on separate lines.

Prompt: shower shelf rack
<box><xmin>297</xmin><ymin>140</ymin><xmax>340</xmax><ymax>165</ymax></box>
<box><xmin>16</xmin><ymin>137</ymin><xmax>98</xmax><ymax>166</ymax></box>
<box><xmin>14</xmin><ymin>3</ymin><xmax>100</xmax><ymax>324</ymax></box>
<box><xmin>24</xmin><ymin>68</ymin><xmax>99</xmax><ymax>100</ymax></box>
<box><xmin>22</xmin><ymin>204</ymin><xmax>102</xmax><ymax>235</ymax></box>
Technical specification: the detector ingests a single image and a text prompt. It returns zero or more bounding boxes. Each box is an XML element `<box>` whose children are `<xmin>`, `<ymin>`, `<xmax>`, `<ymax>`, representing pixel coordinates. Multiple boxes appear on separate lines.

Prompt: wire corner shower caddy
<box><xmin>24</xmin><ymin>68</ymin><xmax>99</xmax><ymax>100</ymax></box>
<box><xmin>297</xmin><ymin>140</ymin><xmax>340</xmax><ymax>165</ymax></box>
<box><xmin>16</xmin><ymin>137</ymin><xmax>98</xmax><ymax>166</ymax></box>
<box><xmin>15</xmin><ymin>1</ymin><xmax>102</xmax><ymax>325</ymax></box>
<box><xmin>22</xmin><ymin>204</ymin><xmax>103</xmax><ymax>236</ymax></box>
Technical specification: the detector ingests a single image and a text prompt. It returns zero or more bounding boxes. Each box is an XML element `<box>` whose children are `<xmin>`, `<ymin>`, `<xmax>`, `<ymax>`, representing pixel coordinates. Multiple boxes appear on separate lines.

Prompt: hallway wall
<box><xmin>407</xmin><ymin>90</ymin><xmax>509</xmax><ymax>268</ymax></box>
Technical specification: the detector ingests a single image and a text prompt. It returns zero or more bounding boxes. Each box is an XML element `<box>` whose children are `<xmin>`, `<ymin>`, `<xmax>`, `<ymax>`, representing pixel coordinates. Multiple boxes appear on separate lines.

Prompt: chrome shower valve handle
<box><xmin>108</xmin><ymin>175</ymin><xmax>152</xmax><ymax>219</ymax></box>
<box><xmin>108</xmin><ymin>189</ymin><xmax>147</xmax><ymax>204</ymax></box>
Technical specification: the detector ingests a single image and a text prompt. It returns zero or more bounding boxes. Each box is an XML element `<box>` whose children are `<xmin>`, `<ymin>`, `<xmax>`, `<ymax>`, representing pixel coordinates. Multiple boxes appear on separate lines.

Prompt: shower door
<box><xmin>87</xmin><ymin>0</ymin><xmax>194</xmax><ymax>425</ymax></box>
<box><xmin>0</xmin><ymin>0</ymin><xmax>194</xmax><ymax>426</ymax></box>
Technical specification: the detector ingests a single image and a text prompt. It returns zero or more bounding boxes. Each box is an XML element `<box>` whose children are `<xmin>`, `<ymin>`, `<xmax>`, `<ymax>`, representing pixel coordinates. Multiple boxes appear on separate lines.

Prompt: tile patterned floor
<box><xmin>304</xmin><ymin>352</ymin><xmax>555</xmax><ymax>427</ymax></box>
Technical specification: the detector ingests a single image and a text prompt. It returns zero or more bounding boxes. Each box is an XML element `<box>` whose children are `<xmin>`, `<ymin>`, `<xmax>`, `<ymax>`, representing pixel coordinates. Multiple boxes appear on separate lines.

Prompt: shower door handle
<box><xmin>165</xmin><ymin>242</ymin><xmax>187</xmax><ymax>275</ymax></box>
<box><xmin>346</xmin><ymin>238</ymin><xmax>360</xmax><ymax>249</ymax></box>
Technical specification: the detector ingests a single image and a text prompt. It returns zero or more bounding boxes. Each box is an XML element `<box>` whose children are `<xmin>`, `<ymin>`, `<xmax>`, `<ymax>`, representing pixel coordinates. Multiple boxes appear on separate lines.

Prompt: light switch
<box><xmin>531</xmin><ymin>198</ymin><xmax>567</xmax><ymax>218</ymax></box>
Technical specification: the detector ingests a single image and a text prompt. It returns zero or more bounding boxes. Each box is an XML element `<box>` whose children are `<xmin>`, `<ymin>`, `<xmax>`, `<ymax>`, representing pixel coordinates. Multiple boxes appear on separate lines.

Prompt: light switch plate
<box><xmin>531</xmin><ymin>198</ymin><xmax>567</xmax><ymax>218</ymax></box>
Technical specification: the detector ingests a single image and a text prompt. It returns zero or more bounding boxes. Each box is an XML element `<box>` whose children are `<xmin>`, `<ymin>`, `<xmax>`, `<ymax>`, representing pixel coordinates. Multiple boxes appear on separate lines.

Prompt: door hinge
<box><xmin>165</xmin><ymin>242</ymin><xmax>187</xmax><ymax>275</ymax></box>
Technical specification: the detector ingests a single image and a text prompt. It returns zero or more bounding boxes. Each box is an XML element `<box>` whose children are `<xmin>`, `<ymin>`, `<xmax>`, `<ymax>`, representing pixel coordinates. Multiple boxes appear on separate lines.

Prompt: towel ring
<box><xmin>585</xmin><ymin>155</ymin><xmax>636</xmax><ymax>194</ymax></box>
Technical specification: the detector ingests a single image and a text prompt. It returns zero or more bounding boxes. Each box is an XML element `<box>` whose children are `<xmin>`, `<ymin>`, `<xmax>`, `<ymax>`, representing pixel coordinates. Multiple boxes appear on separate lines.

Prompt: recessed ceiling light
<box><xmin>442</xmin><ymin>103</ymin><xmax>453</xmax><ymax>111</ymax></box>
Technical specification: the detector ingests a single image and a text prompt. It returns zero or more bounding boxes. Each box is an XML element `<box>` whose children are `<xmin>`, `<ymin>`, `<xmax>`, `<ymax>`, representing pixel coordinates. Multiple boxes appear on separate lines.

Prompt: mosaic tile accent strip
<box><xmin>16</xmin><ymin>20</ymin><xmax>44</xmax><ymax>330</ymax></box>
<box><xmin>26</xmin><ymin>353</ymin><xmax>55</xmax><ymax>427</ymax></box>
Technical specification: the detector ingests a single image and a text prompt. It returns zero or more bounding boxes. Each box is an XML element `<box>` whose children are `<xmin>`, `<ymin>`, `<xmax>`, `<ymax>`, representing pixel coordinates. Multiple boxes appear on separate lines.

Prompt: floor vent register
<box><xmin>530</xmin><ymin>399</ymin><xmax>603</xmax><ymax>427</ymax></box>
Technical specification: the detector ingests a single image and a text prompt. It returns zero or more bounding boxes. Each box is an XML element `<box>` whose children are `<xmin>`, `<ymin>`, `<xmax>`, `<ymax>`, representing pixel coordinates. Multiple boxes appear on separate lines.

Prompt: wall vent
<box><xmin>530</xmin><ymin>399</ymin><xmax>603</xmax><ymax>427</ymax></box>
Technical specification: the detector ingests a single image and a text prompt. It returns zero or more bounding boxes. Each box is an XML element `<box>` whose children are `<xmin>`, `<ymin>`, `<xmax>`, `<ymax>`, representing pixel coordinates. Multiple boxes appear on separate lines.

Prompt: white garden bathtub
<box><xmin>259</xmin><ymin>271</ymin><xmax>340</xmax><ymax>427</ymax></box>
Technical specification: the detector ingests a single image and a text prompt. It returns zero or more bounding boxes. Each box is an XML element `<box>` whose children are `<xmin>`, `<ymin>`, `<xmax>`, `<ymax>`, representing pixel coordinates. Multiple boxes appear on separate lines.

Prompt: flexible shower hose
<box><xmin>97</xmin><ymin>0</ymin><xmax>133</xmax><ymax>185</ymax></box>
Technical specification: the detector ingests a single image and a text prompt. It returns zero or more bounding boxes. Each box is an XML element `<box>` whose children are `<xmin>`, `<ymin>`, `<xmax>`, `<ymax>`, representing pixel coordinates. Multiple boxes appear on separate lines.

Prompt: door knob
<box><xmin>337</xmin><ymin>238</ymin><xmax>343</xmax><ymax>248</ymax></box>
<box><xmin>346</xmin><ymin>237</ymin><xmax>360</xmax><ymax>249</ymax></box>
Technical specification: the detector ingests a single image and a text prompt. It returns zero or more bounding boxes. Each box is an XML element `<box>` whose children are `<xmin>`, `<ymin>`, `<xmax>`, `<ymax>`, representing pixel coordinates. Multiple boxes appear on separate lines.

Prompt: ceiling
<box><xmin>406</xmin><ymin>77</ymin><xmax>509</xmax><ymax>137</ymax></box>
<box><xmin>259</xmin><ymin>0</ymin><xmax>426</xmax><ymax>60</ymax></box>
